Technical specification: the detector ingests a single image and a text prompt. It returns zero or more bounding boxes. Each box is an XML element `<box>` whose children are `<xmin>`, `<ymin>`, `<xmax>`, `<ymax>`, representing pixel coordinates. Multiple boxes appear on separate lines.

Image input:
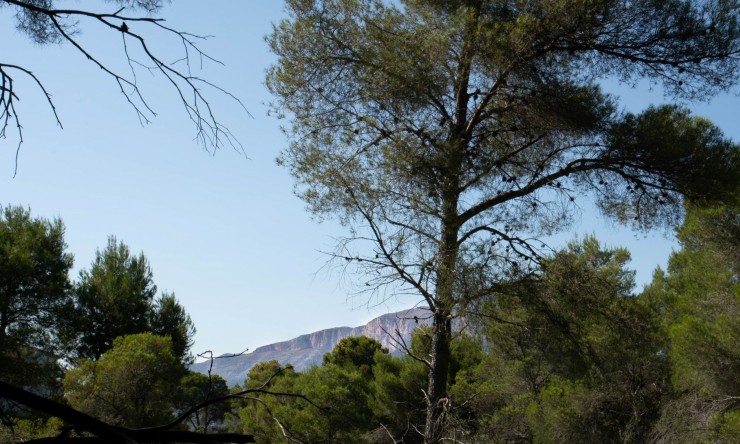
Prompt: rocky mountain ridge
<box><xmin>190</xmin><ymin>308</ymin><xmax>431</xmax><ymax>387</ymax></box>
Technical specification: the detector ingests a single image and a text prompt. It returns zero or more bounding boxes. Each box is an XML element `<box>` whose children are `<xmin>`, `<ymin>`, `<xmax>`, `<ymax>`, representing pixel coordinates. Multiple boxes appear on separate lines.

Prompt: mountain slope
<box><xmin>190</xmin><ymin>308</ymin><xmax>430</xmax><ymax>386</ymax></box>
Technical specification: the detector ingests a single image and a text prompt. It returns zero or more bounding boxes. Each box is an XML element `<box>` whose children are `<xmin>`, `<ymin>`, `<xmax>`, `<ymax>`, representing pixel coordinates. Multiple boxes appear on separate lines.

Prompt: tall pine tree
<box><xmin>267</xmin><ymin>1</ymin><xmax>739</xmax><ymax>440</ymax></box>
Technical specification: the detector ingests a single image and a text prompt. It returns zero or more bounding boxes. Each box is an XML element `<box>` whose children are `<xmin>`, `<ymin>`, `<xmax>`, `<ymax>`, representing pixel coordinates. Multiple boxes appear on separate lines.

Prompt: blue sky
<box><xmin>1</xmin><ymin>1</ymin><xmax>737</xmax><ymax>358</ymax></box>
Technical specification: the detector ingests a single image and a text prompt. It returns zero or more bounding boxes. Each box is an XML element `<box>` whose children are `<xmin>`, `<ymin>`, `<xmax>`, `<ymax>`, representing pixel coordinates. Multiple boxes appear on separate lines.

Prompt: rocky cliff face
<box><xmin>190</xmin><ymin>308</ymin><xmax>430</xmax><ymax>387</ymax></box>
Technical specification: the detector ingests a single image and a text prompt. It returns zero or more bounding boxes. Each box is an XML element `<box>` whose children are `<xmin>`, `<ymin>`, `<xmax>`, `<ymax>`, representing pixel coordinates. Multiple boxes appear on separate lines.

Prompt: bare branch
<box><xmin>1</xmin><ymin>0</ymin><xmax>248</xmax><ymax>169</ymax></box>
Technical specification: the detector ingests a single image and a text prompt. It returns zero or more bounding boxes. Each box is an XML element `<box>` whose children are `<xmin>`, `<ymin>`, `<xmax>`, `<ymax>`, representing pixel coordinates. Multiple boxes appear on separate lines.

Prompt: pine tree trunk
<box><xmin>424</xmin><ymin>207</ymin><xmax>459</xmax><ymax>442</ymax></box>
<box><xmin>424</xmin><ymin>311</ymin><xmax>453</xmax><ymax>443</ymax></box>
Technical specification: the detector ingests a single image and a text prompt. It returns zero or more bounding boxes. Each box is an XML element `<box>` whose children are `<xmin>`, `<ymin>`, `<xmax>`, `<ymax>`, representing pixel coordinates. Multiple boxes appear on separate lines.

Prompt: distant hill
<box><xmin>190</xmin><ymin>308</ymin><xmax>431</xmax><ymax>387</ymax></box>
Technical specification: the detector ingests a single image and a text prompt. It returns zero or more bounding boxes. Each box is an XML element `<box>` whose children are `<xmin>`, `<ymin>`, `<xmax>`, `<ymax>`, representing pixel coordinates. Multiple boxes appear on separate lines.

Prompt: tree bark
<box><xmin>424</xmin><ymin>190</ymin><xmax>460</xmax><ymax>442</ymax></box>
<box><xmin>424</xmin><ymin>310</ymin><xmax>453</xmax><ymax>443</ymax></box>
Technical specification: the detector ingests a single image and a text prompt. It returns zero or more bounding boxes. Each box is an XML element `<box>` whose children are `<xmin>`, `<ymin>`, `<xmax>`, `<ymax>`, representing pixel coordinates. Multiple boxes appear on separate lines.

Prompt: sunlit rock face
<box><xmin>190</xmin><ymin>308</ymin><xmax>430</xmax><ymax>387</ymax></box>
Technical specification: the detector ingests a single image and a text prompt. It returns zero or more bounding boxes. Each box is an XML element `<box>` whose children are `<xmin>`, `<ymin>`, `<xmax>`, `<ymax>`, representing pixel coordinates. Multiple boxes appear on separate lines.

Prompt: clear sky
<box><xmin>1</xmin><ymin>1</ymin><xmax>737</xmax><ymax>359</ymax></box>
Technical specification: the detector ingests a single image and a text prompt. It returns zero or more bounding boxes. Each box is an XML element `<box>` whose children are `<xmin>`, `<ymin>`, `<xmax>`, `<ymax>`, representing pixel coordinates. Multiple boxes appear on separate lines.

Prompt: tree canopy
<box><xmin>72</xmin><ymin>236</ymin><xmax>156</xmax><ymax>360</ymax></box>
<box><xmin>63</xmin><ymin>333</ymin><xmax>183</xmax><ymax>428</ymax></box>
<box><xmin>71</xmin><ymin>236</ymin><xmax>195</xmax><ymax>363</ymax></box>
<box><xmin>644</xmin><ymin>203</ymin><xmax>740</xmax><ymax>442</ymax></box>
<box><xmin>323</xmin><ymin>335</ymin><xmax>388</xmax><ymax>371</ymax></box>
<box><xmin>0</xmin><ymin>205</ymin><xmax>73</xmax><ymax>389</ymax></box>
<box><xmin>150</xmin><ymin>291</ymin><xmax>197</xmax><ymax>364</ymax></box>
<box><xmin>268</xmin><ymin>0</ymin><xmax>739</xmax><ymax>440</ymax></box>
<box><xmin>177</xmin><ymin>371</ymin><xmax>231</xmax><ymax>433</ymax></box>
<box><xmin>0</xmin><ymin>213</ymin><xmax>212</xmax><ymax>443</ymax></box>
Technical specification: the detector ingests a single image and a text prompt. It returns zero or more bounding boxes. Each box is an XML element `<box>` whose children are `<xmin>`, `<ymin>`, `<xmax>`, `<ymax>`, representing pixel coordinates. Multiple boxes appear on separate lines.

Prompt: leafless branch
<box><xmin>381</xmin><ymin>325</ymin><xmax>432</xmax><ymax>369</ymax></box>
<box><xmin>1</xmin><ymin>0</ymin><xmax>248</xmax><ymax>173</ymax></box>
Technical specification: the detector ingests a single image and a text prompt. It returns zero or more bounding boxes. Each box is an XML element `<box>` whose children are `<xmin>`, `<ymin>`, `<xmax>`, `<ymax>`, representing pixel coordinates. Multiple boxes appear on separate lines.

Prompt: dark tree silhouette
<box><xmin>0</xmin><ymin>0</ymin><xmax>246</xmax><ymax>173</ymax></box>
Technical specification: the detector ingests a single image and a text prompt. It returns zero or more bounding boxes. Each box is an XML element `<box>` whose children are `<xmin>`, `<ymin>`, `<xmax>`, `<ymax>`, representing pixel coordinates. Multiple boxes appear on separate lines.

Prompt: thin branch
<box><xmin>2</xmin><ymin>0</ymin><xmax>247</xmax><ymax>166</ymax></box>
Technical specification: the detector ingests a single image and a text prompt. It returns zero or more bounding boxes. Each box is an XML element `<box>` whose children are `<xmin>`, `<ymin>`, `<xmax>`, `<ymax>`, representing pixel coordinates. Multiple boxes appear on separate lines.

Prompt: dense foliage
<box><xmin>0</xmin><ymin>205</ymin><xmax>73</xmax><ymax>391</ymax></box>
<box><xmin>0</xmin><ymin>207</ymin><xmax>201</xmax><ymax>440</ymax></box>
<box><xmin>644</xmin><ymin>204</ymin><xmax>740</xmax><ymax>443</ymax></box>
<box><xmin>220</xmin><ymin>223</ymin><xmax>737</xmax><ymax>443</ymax></box>
<box><xmin>0</xmin><ymin>203</ymin><xmax>738</xmax><ymax>443</ymax></box>
<box><xmin>63</xmin><ymin>333</ymin><xmax>183</xmax><ymax>428</ymax></box>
